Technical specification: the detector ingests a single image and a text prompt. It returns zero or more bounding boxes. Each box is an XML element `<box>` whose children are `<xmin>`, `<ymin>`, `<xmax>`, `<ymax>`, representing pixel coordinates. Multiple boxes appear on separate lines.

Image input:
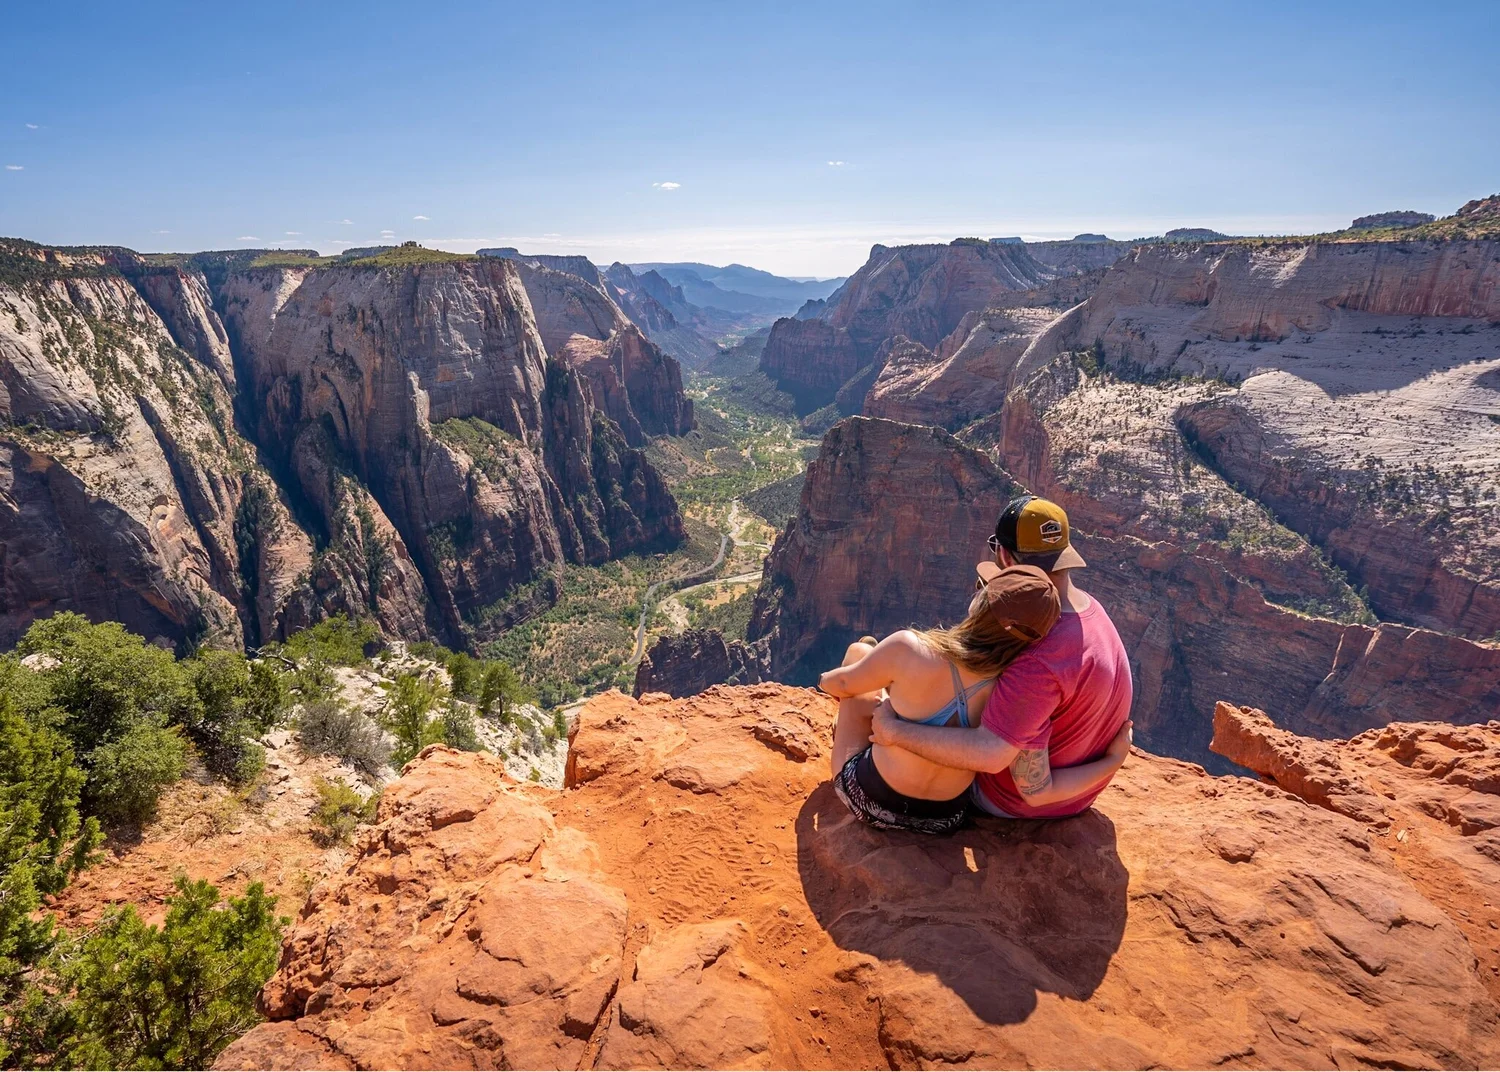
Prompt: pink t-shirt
<box><xmin>976</xmin><ymin>596</ymin><xmax>1132</xmax><ymax>819</ymax></box>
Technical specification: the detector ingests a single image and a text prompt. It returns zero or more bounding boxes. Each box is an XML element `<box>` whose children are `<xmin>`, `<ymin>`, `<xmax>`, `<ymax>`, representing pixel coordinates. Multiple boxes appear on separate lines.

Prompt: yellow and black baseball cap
<box><xmin>988</xmin><ymin>494</ymin><xmax>1086</xmax><ymax>571</ymax></box>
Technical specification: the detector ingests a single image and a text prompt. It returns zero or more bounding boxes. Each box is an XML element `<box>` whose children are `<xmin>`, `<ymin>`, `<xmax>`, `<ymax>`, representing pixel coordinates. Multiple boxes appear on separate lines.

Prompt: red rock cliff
<box><xmin>216</xmin><ymin>686</ymin><xmax>1500</xmax><ymax>1070</ymax></box>
<box><xmin>760</xmin><ymin>240</ymin><xmax>1057</xmax><ymax>412</ymax></box>
<box><xmin>749</xmin><ymin>416</ymin><xmax>1500</xmax><ymax>767</ymax></box>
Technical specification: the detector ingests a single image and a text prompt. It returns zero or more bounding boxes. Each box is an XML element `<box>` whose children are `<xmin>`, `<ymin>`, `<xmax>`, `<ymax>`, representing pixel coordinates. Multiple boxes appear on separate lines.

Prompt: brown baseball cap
<box><xmin>991</xmin><ymin>494</ymin><xmax>1087</xmax><ymax>571</ymax></box>
<box><xmin>972</xmin><ymin>562</ymin><xmax>1061</xmax><ymax>643</ymax></box>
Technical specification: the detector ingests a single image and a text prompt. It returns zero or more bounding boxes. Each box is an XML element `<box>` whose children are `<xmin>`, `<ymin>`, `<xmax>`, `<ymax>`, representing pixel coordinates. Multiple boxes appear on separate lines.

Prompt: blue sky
<box><xmin>2</xmin><ymin>0</ymin><xmax>1496</xmax><ymax>277</ymax></box>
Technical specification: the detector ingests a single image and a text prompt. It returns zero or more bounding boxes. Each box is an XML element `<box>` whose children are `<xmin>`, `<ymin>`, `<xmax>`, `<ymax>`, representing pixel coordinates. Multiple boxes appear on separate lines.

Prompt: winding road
<box><xmin>627</xmin><ymin>500</ymin><xmax>767</xmax><ymax>665</ymax></box>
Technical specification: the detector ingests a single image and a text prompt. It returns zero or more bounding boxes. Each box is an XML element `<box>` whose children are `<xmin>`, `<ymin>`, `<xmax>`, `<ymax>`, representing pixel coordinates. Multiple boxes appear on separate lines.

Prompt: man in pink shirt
<box><xmin>870</xmin><ymin>495</ymin><xmax>1134</xmax><ymax>820</ymax></box>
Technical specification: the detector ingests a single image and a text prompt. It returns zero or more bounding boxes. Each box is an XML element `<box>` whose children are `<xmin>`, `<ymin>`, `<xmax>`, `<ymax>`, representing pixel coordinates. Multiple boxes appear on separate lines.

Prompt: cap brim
<box><xmin>1015</xmin><ymin>544</ymin><xmax>1087</xmax><ymax>571</ymax></box>
<box><xmin>1054</xmin><ymin>544</ymin><xmax>1087</xmax><ymax>570</ymax></box>
<box><xmin>975</xmin><ymin>561</ymin><xmax>1004</xmax><ymax>583</ymax></box>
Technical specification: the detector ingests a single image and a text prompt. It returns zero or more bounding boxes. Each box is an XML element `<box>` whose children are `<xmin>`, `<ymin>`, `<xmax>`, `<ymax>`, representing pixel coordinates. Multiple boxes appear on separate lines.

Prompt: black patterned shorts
<box><xmin>832</xmin><ymin>746</ymin><xmax>969</xmax><ymax>836</ymax></box>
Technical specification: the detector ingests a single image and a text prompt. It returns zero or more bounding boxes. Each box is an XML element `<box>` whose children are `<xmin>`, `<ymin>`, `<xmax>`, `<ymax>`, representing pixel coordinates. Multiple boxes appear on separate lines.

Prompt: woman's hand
<box><xmin>869</xmin><ymin>699</ymin><xmax>902</xmax><ymax>747</ymax></box>
<box><xmin>1104</xmin><ymin>719</ymin><xmax>1134</xmax><ymax>764</ymax></box>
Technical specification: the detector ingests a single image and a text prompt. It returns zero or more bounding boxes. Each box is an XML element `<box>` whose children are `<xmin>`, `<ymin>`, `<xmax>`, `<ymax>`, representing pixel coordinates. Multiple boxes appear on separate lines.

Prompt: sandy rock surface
<box><xmin>217</xmin><ymin>685</ymin><xmax>1500</xmax><ymax>1070</ymax></box>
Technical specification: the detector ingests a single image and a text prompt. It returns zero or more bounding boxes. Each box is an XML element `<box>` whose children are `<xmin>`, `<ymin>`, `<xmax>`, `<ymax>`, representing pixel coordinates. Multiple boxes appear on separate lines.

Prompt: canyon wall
<box><xmin>1023</xmin><ymin>236</ymin><xmax>1500</xmax><ymax>640</ymax></box>
<box><xmin>759</xmin><ymin>239</ymin><xmax>1060</xmax><ymax>412</ymax></box>
<box><xmin>221</xmin><ymin>256</ymin><xmax>684</xmax><ymax>643</ymax></box>
<box><xmin>505</xmin><ymin>259</ymin><xmax>694</xmax><ymax>444</ymax></box>
<box><xmin>0</xmin><ymin>241</ymin><xmax>690</xmax><ymax>650</ymax></box>
<box><xmin>216</xmin><ymin>688</ymin><xmax>1500</xmax><ymax>1070</ymax></box>
<box><xmin>0</xmin><ymin>245</ymin><xmax>317</xmax><ymax>647</ymax></box>
<box><xmin>748</xmin><ymin>416</ymin><xmax>1500</xmax><ymax>768</ymax></box>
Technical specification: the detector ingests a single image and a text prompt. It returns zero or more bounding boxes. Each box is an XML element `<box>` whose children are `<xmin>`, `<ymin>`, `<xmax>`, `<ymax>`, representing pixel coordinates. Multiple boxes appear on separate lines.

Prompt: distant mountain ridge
<box><xmin>630</xmin><ymin>262</ymin><xmax>846</xmax><ymax>317</ymax></box>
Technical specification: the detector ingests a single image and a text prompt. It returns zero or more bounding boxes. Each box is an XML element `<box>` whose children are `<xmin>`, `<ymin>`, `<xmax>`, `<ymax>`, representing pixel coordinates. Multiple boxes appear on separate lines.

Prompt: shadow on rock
<box><xmin>795</xmin><ymin>783</ymin><xmax>1127</xmax><ymax>1026</ymax></box>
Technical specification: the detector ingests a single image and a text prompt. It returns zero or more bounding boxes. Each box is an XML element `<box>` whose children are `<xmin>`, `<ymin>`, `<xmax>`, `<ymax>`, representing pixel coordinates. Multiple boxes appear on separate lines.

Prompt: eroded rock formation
<box><xmin>223</xmin><ymin>256</ymin><xmax>685</xmax><ymax>641</ymax></box>
<box><xmin>0</xmin><ymin>241</ymin><xmax>690</xmax><ymax>649</ymax></box>
<box><xmin>0</xmin><ymin>245</ymin><xmax>311</xmax><ymax>647</ymax></box>
<box><xmin>749</xmin><ymin>416</ymin><xmax>1500</xmax><ymax>767</ymax></box>
<box><xmin>632</xmin><ymin>627</ymin><xmax>768</xmax><ymax>698</ymax></box>
<box><xmin>502</xmin><ymin>258</ymin><xmax>694</xmax><ymax>444</ymax></box>
<box><xmin>1021</xmin><ymin>236</ymin><xmax>1500</xmax><ymax>639</ymax></box>
<box><xmin>216</xmin><ymin>686</ymin><xmax>1500</xmax><ymax>1070</ymax></box>
<box><xmin>760</xmin><ymin>239</ymin><xmax>1060</xmax><ymax>412</ymax></box>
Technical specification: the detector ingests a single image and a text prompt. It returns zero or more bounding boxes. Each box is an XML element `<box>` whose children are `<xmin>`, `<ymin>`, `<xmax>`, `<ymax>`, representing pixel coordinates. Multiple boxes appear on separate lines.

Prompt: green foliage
<box><xmin>440</xmin><ymin>702</ymin><xmax>483</xmax><ymax>754</ymax></box>
<box><xmin>383</xmin><ymin>674</ymin><xmax>446</xmax><ymax>767</ymax></box>
<box><xmin>184</xmin><ymin>651</ymin><xmax>275</xmax><ymax>785</ymax></box>
<box><xmin>406</xmin><ymin>639</ymin><xmax>456</xmax><ymax>664</ymax></box>
<box><xmin>0</xmin><ymin>697</ymin><xmax>100</xmax><ymax>1032</ymax></box>
<box><xmin>343</xmin><ymin>245</ymin><xmax>477</xmax><ymax>269</ymax></box>
<box><xmin>479</xmin><ymin>661</ymin><xmax>524</xmax><ymax>722</ymax></box>
<box><xmin>232</xmin><ymin>483</ymin><xmax>278</xmax><ymax>611</ymax></box>
<box><xmin>742</xmin><ymin>472</ymin><xmax>805</xmax><ymax>528</ymax></box>
<box><xmin>36</xmin><ymin>876</ymin><xmax>284</xmax><ymax>1070</ymax></box>
<box><xmin>17</xmin><ymin>614</ymin><xmax>196</xmax><ymax>757</ymax></box>
<box><xmin>85</xmin><ymin>722</ymin><xmax>187</xmax><ymax>827</ymax></box>
<box><xmin>354</xmin><ymin>503</ymin><xmax>390</xmax><ymax>612</ymax></box>
<box><xmin>445</xmin><ymin>652</ymin><xmax>479</xmax><ymax>700</ymax></box>
<box><xmin>295</xmin><ymin>699</ymin><xmax>391</xmax><ymax>777</ymax></box>
<box><xmin>690</xmin><ymin>588</ymin><xmax>758</xmax><ymax>641</ymax></box>
<box><xmin>552</xmin><ymin>709</ymin><xmax>568</xmax><ymax>739</ymax></box>
<box><xmin>310</xmin><ymin>777</ymin><xmax>378</xmax><ymax>846</ymax></box>
<box><xmin>245</xmin><ymin>251</ymin><xmax>337</xmax><ymax>269</ymax></box>
<box><xmin>279</xmin><ymin>615</ymin><xmax>378</xmax><ymax>667</ymax></box>
<box><xmin>0</xmin><ymin>240</ymin><xmax>122</xmax><ymax>289</ymax></box>
<box><xmin>430</xmin><ymin>417</ymin><xmax>519</xmax><ymax>484</ymax></box>
<box><xmin>244</xmin><ymin>659</ymin><xmax>290</xmax><ymax>730</ymax></box>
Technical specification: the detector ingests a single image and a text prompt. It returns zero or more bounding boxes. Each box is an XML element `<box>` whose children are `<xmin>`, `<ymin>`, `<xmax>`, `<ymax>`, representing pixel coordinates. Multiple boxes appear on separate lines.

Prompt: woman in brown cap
<box><xmin>819</xmin><ymin>563</ymin><xmax>1128</xmax><ymax>834</ymax></box>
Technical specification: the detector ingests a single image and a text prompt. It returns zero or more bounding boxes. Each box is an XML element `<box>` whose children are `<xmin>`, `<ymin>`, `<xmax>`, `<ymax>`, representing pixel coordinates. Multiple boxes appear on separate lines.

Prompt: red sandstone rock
<box><xmin>1210</xmin><ymin>702</ymin><xmax>1391</xmax><ymax>826</ymax></box>
<box><xmin>748</xmin><ymin>416</ymin><xmax>1500</xmax><ymax>767</ymax></box>
<box><xmin>217</xmin><ymin>686</ymin><xmax>1500</xmax><ymax>1070</ymax></box>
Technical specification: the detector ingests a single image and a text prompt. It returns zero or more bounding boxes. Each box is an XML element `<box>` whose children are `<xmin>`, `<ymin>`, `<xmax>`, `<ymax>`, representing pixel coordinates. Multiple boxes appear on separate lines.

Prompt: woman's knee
<box><xmin>842</xmin><ymin>640</ymin><xmax>875</xmax><ymax>667</ymax></box>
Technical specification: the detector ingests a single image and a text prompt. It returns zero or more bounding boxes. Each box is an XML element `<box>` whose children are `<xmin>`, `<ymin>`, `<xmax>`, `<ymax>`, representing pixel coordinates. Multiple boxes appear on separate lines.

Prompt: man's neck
<box><xmin>1050</xmin><ymin>569</ymin><xmax>1092</xmax><ymax>613</ymax></box>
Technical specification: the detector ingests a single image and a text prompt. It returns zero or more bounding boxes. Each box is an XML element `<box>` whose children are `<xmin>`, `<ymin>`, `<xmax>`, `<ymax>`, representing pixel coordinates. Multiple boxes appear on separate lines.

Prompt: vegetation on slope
<box><xmin>0</xmin><ymin>611</ymin><xmax>547</xmax><ymax>1069</ymax></box>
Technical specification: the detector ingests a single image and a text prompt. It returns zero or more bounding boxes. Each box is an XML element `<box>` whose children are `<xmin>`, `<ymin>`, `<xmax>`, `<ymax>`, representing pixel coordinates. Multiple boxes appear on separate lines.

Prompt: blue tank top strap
<box><xmin>909</xmin><ymin>663</ymin><xmax>997</xmax><ymax>728</ymax></box>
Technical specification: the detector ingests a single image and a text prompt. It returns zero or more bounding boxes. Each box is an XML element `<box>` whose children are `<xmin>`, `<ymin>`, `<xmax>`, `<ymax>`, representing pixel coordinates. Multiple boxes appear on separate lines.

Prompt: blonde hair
<box><xmin>918</xmin><ymin>602</ymin><xmax>1036</xmax><ymax>677</ymax></box>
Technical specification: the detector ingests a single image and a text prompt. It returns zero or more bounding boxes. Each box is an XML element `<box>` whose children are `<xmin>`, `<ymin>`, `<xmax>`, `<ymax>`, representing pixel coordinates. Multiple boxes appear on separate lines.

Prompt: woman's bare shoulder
<box><xmin>878</xmin><ymin>630</ymin><xmax>930</xmax><ymax>662</ymax></box>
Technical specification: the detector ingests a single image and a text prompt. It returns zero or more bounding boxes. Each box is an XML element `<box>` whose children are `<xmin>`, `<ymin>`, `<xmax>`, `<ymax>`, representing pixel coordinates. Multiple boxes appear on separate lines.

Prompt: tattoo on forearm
<box><xmin>1013</xmin><ymin>749</ymin><xmax>1053</xmax><ymax>795</ymax></box>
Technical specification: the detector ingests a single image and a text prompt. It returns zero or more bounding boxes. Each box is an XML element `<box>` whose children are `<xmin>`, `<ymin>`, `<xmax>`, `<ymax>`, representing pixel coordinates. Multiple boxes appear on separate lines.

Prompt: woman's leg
<box><xmin>830</xmin><ymin>640</ymin><xmax>879</xmax><ymax>777</ymax></box>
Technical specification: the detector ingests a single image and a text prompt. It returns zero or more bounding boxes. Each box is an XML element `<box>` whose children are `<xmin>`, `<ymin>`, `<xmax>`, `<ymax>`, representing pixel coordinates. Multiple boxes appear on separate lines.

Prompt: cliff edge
<box><xmin>217</xmin><ymin>685</ymin><xmax>1500</xmax><ymax>1070</ymax></box>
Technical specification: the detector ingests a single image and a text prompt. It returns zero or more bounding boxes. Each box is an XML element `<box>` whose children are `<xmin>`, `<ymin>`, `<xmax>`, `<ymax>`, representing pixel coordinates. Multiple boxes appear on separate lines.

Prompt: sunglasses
<box><xmin>987</xmin><ymin>534</ymin><xmax>1003</xmax><ymax>554</ymax></box>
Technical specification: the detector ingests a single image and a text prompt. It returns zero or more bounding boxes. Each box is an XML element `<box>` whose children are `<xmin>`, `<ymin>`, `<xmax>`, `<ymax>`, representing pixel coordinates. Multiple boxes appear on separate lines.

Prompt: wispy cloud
<box><xmin>652</xmin><ymin>181</ymin><xmax>681</xmax><ymax>191</ymax></box>
<box><xmin>238</xmin><ymin>236</ymin><xmax>260</xmax><ymax>242</ymax></box>
<box><xmin>340</xmin><ymin>218</ymin><xmax>353</xmax><ymax>225</ymax></box>
<box><xmin>412</xmin><ymin>214</ymin><xmax>429</xmax><ymax>221</ymax></box>
<box><xmin>4</xmin><ymin>165</ymin><xmax>22</xmax><ymax>171</ymax></box>
<box><xmin>827</xmin><ymin>160</ymin><xmax>846</xmax><ymax>167</ymax></box>
<box><xmin>151</xmin><ymin>229</ymin><xmax>171</xmax><ymax>235</ymax></box>
<box><xmin>285</xmin><ymin>230</ymin><xmax>302</xmax><ymax>236</ymax></box>
<box><xmin>542</xmin><ymin>232</ymin><xmax>561</xmax><ymax>238</ymax></box>
<box><xmin>24</xmin><ymin>124</ymin><xmax>38</xmax><ymax>130</ymax></box>
<box><xmin>380</xmin><ymin>229</ymin><xmax>396</xmax><ymax>236</ymax></box>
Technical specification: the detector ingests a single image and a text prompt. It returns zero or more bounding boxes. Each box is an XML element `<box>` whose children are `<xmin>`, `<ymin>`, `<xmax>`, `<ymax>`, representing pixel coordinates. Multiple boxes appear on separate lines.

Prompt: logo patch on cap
<box><xmin>1038</xmin><ymin>519</ymin><xmax>1063</xmax><ymax>544</ymax></box>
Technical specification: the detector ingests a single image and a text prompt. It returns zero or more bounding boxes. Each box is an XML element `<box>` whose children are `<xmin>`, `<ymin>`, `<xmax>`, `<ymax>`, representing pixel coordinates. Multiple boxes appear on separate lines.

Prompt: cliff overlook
<box><xmin>217</xmin><ymin>685</ymin><xmax>1500</xmax><ymax>1070</ymax></box>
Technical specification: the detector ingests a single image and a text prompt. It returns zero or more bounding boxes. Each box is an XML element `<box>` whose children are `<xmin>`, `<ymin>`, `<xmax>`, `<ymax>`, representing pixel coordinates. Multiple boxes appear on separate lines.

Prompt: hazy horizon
<box><xmin>4</xmin><ymin>0</ymin><xmax>1496</xmax><ymax>278</ymax></box>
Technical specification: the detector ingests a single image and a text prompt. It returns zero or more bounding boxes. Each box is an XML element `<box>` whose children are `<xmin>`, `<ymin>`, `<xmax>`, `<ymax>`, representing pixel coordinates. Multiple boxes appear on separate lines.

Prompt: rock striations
<box><xmin>1024</xmin><ymin>237</ymin><xmax>1500</xmax><ymax>640</ymax></box>
<box><xmin>759</xmin><ymin>239</ymin><xmax>1062</xmax><ymax>413</ymax></box>
<box><xmin>631</xmin><ymin>627</ymin><xmax>768</xmax><ymax>698</ymax></box>
<box><xmin>748</xmin><ymin>416</ymin><xmax>1500</xmax><ymax>767</ymax></box>
<box><xmin>0</xmin><ymin>241</ymin><xmax>691</xmax><ymax>649</ymax></box>
<box><xmin>216</xmin><ymin>685</ymin><xmax>1500</xmax><ymax>1070</ymax></box>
